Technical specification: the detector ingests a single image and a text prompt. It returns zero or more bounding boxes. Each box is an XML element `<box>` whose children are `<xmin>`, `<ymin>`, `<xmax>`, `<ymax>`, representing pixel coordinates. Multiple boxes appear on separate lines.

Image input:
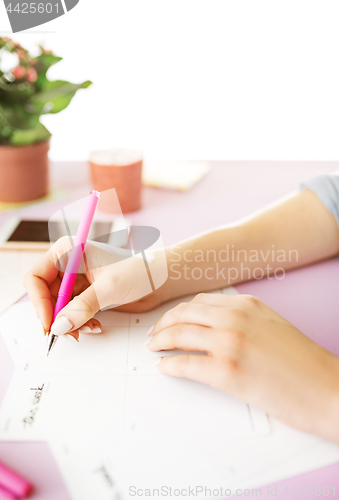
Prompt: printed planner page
<box><xmin>0</xmin><ymin>287</ymin><xmax>268</xmax><ymax>446</ymax></box>
<box><xmin>2</xmin><ymin>287</ymin><xmax>338</xmax><ymax>500</ymax></box>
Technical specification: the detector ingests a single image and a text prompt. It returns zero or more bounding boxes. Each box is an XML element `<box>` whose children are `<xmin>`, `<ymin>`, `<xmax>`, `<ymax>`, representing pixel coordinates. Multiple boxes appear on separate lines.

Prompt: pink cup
<box><xmin>89</xmin><ymin>149</ymin><xmax>143</xmax><ymax>213</ymax></box>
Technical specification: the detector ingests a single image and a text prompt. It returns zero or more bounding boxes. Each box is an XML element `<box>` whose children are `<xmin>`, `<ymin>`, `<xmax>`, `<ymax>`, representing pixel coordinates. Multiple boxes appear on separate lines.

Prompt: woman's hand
<box><xmin>24</xmin><ymin>236</ymin><xmax>168</xmax><ymax>339</ymax></box>
<box><xmin>147</xmin><ymin>293</ymin><xmax>339</xmax><ymax>443</ymax></box>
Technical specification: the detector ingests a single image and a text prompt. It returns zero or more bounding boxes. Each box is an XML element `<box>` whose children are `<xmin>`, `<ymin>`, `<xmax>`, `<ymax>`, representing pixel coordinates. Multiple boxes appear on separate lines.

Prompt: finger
<box><xmin>49</xmin><ymin>276</ymin><xmax>62</xmax><ymax>308</ymax></box>
<box><xmin>50</xmin><ymin>283</ymin><xmax>100</xmax><ymax>336</ymax></box>
<box><xmin>23</xmin><ymin>237</ymin><xmax>73</xmax><ymax>332</ymax></box>
<box><xmin>65</xmin><ymin>331</ymin><xmax>80</xmax><ymax>342</ymax></box>
<box><xmin>78</xmin><ymin>318</ymin><xmax>102</xmax><ymax>335</ymax></box>
<box><xmin>191</xmin><ymin>292</ymin><xmax>237</xmax><ymax>306</ymax></box>
<box><xmin>146</xmin><ymin>324</ymin><xmax>215</xmax><ymax>353</ymax></box>
<box><xmin>154</xmin><ymin>354</ymin><xmax>217</xmax><ymax>386</ymax></box>
<box><xmin>152</xmin><ymin>302</ymin><xmax>216</xmax><ymax>335</ymax></box>
<box><xmin>72</xmin><ymin>274</ymin><xmax>90</xmax><ymax>299</ymax></box>
<box><xmin>24</xmin><ymin>270</ymin><xmax>56</xmax><ymax>333</ymax></box>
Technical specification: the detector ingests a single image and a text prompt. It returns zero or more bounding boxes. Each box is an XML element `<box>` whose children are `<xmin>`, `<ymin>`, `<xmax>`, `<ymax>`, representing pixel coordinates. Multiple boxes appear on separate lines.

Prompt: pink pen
<box><xmin>47</xmin><ymin>190</ymin><xmax>100</xmax><ymax>356</ymax></box>
<box><xmin>0</xmin><ymin>459</ymin><xmax>33</xmax><ymax>498</ymax></box>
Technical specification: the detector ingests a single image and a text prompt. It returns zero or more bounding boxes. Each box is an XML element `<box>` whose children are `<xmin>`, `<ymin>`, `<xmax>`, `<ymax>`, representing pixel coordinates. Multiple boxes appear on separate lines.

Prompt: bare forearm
<box><xmin>160</xmin><ymin>189</ymin><xmax>339</xmax><ymax>300</ymax></box>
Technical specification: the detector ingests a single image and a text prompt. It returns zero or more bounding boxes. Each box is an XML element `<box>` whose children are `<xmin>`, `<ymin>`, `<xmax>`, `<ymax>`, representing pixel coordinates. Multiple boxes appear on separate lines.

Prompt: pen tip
<box><xmin>46</xmin><ymin>333</ymin><xmax>57</xmax><ymax>357</ymax></box>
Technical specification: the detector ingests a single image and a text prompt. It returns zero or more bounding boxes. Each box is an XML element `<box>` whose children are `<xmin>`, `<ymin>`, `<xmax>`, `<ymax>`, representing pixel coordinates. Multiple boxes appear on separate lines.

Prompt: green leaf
<box><xmin>35</xmin><ymin>53</ymin><xmax>63</xmax><ymax>88</ymax></box>
<box><xmin>36</xmin><ymin>53</ymin><xmax>62</xmax><ymax>71</ymax></box>
<box><xmin>1</xmin><ymin>102</ymin><xmax>40</xmax><ymax>129</ymax></box>
<box><xmin>0</xmin><ymin>43</ymin><xmax>91</xmax><ymax>144</ymax></box>
<box><xmin>0</xmin><ymin>77</ymin><xmax>35</xmax><ymax>103</ymax></box>
<box><xmin>0</xmin><ymin>102</ymin><xmax>13</xmax><ymax>144</ymax></box>
<box><xmin>29</xmin><ymin>79</ymin><xmax>92</xmax><ymax>114</ymax></box>
<box><xmin>10</xmin><ymin>122</ymin><xmax>51</xmax><ymax>145</ymax></box>
<box><xmin>0</xmin><ymin>38</ymin><xmax>16</xmax><ymax>53</ymax></box>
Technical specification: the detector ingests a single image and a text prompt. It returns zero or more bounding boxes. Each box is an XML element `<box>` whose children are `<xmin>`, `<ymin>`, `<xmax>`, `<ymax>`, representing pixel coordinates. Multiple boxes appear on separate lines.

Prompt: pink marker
<box><xmin>47</xmin><ymin>190</ymin><xmax>100</xmax><ymax>355</ymax></box>
<box><xmin>0</xmin><ymin>459</ymin><xmax>33</xmax><ymax>498</ymax></box>
<box><xmin>0</xmin><ymin>484</ymin><xmax>17</xmax><ymax>500</ymax></box>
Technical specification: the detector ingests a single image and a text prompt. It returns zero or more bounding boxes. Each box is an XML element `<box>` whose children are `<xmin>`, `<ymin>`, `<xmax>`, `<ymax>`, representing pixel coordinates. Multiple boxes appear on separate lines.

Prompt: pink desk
<box><xmin>0</xmin><ymin>161</ymin><xmax>339</xmax><ymax>499</ymax></box>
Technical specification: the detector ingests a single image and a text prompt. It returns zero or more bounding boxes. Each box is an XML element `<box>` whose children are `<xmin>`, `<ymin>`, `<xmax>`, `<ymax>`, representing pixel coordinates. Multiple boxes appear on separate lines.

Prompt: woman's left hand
<box><xmin>146</xmin><ymin>293</ymin><xmax>339</xmax><ymax>442</ymax></box>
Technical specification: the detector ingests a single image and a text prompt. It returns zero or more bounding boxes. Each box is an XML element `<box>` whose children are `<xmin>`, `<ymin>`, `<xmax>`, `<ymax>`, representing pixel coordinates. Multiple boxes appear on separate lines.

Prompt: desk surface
<box><xmin>0</xmin><ymin>160</ymin><xmax>339</xmax><ymax>499</ymax></box>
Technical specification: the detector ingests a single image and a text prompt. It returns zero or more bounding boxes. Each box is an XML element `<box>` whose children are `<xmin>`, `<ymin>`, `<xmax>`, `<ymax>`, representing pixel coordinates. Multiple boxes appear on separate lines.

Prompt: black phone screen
<box><xmin>8</xmin><ymin>220</ymin><xmax>113</xmax><ymax>243</ymax></box>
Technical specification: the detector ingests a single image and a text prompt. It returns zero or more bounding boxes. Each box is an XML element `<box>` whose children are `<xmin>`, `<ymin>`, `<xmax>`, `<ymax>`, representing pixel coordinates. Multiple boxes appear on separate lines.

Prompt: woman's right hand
<box><xmin>23</xmin><ymin>236</ymin><xmax>169</xmax><ymax>339</ymax></box>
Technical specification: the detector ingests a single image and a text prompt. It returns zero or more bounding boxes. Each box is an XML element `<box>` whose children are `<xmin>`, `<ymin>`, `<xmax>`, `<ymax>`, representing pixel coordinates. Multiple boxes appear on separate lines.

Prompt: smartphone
<box><xmin>0</xmin><ymin>217</ymin><xmax>130</xmax><ymax>251</ymax></box>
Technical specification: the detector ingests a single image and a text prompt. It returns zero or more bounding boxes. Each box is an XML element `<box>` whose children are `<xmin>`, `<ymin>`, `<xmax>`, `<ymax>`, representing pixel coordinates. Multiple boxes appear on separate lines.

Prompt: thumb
<box><xmin>50</xmin><ymin>284</ymin><xmax>100</xmax><ymax>336</ymax></box>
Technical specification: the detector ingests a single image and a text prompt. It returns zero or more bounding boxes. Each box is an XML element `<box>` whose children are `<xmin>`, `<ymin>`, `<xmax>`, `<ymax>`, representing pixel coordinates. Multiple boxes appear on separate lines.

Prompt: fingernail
<box><xmin>147</xmin><ymin>325</ymin><xmax>155</xmax><ymax>336</ymax></box>
<box><xmin>145</xmin><ymin>336</ymin><xmax>153</xmax><ymax>346</ymax></box>
<box><xmin>64</xmin><ymin>334</ymin><xmax>79</xmax><ymax>343</ymax></box>
<box><xmin>154</xmin><ymin>357</ymin><xmax>163</xmax><ymax>366</ymax></box>
<box><xmin>38</xmin><ymin>319</ymin><xmax>46</xmax><ymax>336</ymax></box>
<box><xmin>78</xmin><ymin>326</ymin><xmax>92</xmax><ymax>334</ymax></box>
<box><xmin>50</xmin><ymin>316</ymin><xmax>73</xmax><ymax>336</ymax></box>
<box><xmin>92</xmin><ymin>327</ymin><xmax>102</xmax><ymax>334</ymax></box>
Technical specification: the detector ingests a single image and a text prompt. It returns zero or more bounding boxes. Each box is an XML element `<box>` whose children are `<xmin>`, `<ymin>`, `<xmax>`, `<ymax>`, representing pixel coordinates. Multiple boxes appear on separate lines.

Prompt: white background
<box><xmin>0</xmin><ymin>0</ymin><xmax>338</xmax><ymax>162</ymax></box>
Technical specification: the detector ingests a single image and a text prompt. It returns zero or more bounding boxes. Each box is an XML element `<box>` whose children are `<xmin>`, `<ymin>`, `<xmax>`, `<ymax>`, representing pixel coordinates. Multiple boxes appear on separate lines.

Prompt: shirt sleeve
<box><xmin>300</xmin><ymin>171</ymin><xmax>339</xmax><ymax>228</ymax></box>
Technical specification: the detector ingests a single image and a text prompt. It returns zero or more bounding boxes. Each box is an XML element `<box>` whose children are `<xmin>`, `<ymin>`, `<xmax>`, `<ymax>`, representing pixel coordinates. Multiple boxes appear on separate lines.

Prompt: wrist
<box><xmin>151</xmin><ymin>246</ymin><xmax>196</xmax><ymax>304</ymax></box>
<box><xmin>150</xmin><ymin>248</ymin><xmax>178</xmax><ymax>304</ymax></box>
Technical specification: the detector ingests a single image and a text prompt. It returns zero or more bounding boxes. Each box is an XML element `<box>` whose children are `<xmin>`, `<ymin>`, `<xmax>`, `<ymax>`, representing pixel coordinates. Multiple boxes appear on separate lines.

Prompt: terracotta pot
<box><xmin>0</xmin><ymin>140</ymin><xmax>50</xmax><ymax>203</ymax></box>
<box><xmin>89</xmin><ymin>149</ymin><xmax>143</xmax><ymax>213</ymax></box>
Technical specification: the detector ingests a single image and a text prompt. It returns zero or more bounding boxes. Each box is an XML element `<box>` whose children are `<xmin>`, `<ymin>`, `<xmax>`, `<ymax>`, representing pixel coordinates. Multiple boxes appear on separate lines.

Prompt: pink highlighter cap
<box><xmin>0</xmin><ymin>460</ymin><xmax>33</xmax><ymax>498</ymax></box>
<box><xmin>90</xmin><ymin>190</ymin><xmax>100</xmax><ymax>198</ymax></box>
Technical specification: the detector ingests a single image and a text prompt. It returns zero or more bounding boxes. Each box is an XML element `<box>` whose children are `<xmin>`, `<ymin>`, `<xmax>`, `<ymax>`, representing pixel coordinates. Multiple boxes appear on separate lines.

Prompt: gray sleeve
<box><xmin>300</xmin><ymin>171</ymin><xmax>339</xmax><ymax>227</ymax></box>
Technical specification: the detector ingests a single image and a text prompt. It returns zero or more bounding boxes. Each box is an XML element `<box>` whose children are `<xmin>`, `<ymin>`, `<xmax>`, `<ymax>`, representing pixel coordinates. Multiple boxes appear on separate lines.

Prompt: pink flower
<box><xmin>12</xmin><ymin>65</ymin><xmax>25</xmax><ymax>79</ymax></box>
<box><xmin>26</xmin><ymin>68</ymin><xmax>38</xmax><ymax>83</ymax></box>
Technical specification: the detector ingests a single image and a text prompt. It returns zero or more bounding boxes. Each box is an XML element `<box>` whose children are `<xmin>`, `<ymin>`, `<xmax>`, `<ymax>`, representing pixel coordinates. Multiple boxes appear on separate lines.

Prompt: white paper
<box><xmin>0</xmin><ymin>250</ymin><xmax>45</xmax><ymax>315</ymax></box>
<box><xmin>1</xmin><ymin>288</ymin><xmax>264</xmax><ymax>447</ymax></box>
<box><xmin>0</xmin><ymin>300</ymin><xmax>35</xmax><ymax>365</ymax></box>
<box><xmin>1</xmin><ymin>287</ymin><xmax>339</xmax><ymax>500</ymax></box>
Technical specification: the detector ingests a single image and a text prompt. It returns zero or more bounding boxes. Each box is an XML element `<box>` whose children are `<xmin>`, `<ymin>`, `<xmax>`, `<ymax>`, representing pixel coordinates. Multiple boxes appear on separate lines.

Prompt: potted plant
<box><xmin>0</xmin><ymin>37</ymin><xmax>92</xmax><ymax>202</ymax></box>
